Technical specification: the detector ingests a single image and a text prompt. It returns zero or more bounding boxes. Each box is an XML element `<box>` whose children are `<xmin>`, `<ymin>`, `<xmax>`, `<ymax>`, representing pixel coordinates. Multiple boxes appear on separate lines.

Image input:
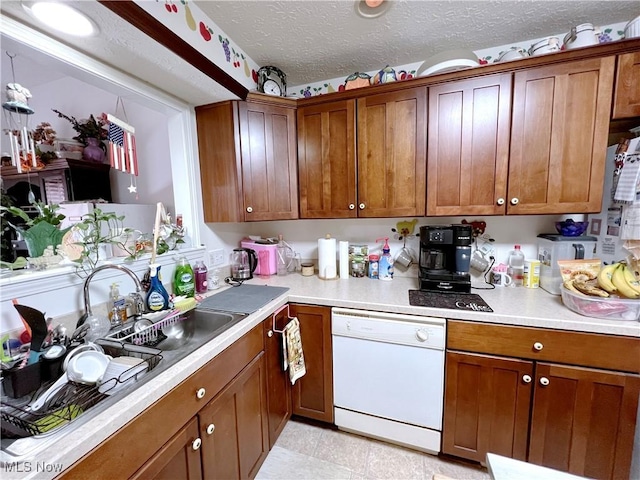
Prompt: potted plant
<box><xmin>52</xmin><ymin>109</ymin><xmax>108</xmax><ymax>162</ymax></box>
<box><xmin>0</xmin><ymin>201</ymin><xmax>69</xmax><ymax>259</ymax></box>
<box><xmin>72</xmin><ymin>207</ymin><xmax>133</xmax><ymax>274</ymax></box>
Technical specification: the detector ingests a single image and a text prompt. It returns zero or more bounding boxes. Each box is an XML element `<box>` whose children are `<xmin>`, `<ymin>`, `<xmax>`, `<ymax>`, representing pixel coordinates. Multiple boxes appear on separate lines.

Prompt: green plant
<box><xmin>1</xmin><ymin>201</ymin><xmax>65</xmax><ymax>228</ymax></box>
<box><xmin>52</xmin><ymin>109</ymin><xmax>108</xmax><ymax>146</ymax></box>
<box><xmin>73</xmin><ymin>207</ymin><xmax>132</xmax><ymax>273</ymax></box>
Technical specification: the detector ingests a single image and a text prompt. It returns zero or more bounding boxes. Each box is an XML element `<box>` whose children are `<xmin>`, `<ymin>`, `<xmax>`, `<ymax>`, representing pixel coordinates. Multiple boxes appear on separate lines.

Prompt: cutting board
<box><xmin>198</xmin><ymin>285</ymin><xmax>289</xmax><ymax>314</ymax></box>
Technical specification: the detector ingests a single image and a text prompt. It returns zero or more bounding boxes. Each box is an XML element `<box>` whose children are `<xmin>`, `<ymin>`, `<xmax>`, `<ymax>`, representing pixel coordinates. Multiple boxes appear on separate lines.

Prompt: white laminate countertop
<box><xmin>3</xmin><ymin>274</ymin><xmax>638</xmax><ymax>479</ymax></box>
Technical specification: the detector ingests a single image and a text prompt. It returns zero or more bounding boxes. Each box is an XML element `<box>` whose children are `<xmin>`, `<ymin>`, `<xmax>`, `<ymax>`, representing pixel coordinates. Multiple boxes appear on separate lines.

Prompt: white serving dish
<box><xmin>625</xmin><ymin>15</ymin><xmax>640</xmax><ymax>39</ymax></box>
<box><xmin>563</xmin><ymin>23</ymin><xmax>599</xmax><ymax>50</ymax></box>
<box><xmin>561</xmin><ymin>285</ymin><xmax>640</xmax><ymax>321</ymax></box>
<box><xmin>528</xmin><ymin>37</ymin><xmax>561</xmax><ymax>56</ymax></box>
<box><xmin>417</xmin><ymin>49</ymin><xmax>479</xmax><ymax>77</ymax></box>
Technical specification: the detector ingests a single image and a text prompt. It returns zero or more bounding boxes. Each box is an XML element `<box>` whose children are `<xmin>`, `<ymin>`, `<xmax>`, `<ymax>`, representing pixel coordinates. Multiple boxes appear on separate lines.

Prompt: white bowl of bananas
<box><xmin>561</xmin><ymin>260</ymin><xmax>640</xmax><ymax>321</ymax></box>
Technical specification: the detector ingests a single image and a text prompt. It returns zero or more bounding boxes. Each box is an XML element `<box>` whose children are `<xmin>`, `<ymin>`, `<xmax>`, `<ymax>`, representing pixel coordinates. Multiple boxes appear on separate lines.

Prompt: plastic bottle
<box><xmin>376</xmin><ymin>237</ymin><xmax>394</xmax><ymax>281</ymax></box>
<box><xmin>194</xmin><ymin>260</ymin><xmax>208</xmax><ymax>294</ymax></box>
<box><xmin>276</xmin><ymin>234</ymin><xmax>292</xmax><ymax>276</ymax></box>
<box><xmin>146</xmin><ymin>264</ymin><xmax>170</xmax><ymax>311</ymax></box>
<box><xmin>174</xmin><ymin>256</ymin><xmax>195</xmax><ymax>297</ymax></box>
<box><xmin>108</xmin><ymin>282</ymin><xmax>127</xmax><ymax>326</ymax></box>
<box><xmin>368</xmin><ymin>254</ymin><xmax>379</xmax><ymax>279</ymax></box>
<box><xmin>508</xmin><ymin>244</ymin><xmax>525</xmax><ymax>287</ymax></box>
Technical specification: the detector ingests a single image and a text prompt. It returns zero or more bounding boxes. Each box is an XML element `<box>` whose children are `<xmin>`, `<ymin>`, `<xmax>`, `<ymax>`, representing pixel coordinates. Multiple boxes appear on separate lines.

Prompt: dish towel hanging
<box><xmin>281</xmin><ymin>317</ymin><xmax>306</xmax><ymax>385</ymax></box>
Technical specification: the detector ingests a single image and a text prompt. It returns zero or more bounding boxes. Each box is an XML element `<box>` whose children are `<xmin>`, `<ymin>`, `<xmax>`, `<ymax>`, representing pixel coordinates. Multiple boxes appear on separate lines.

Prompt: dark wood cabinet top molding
<box><xmin>99</xmin><ymin>0</ymin><xmax>249</xmax><ymax>101</ymax></box>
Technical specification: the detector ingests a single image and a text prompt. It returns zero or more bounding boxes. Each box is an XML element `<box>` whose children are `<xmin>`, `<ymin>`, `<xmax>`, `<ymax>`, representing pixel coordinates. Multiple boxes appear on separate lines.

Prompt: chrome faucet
<box><xmin>83</xmin><ymin>264</ymin><xmax>145</xmax><ymax>319</ymax></box>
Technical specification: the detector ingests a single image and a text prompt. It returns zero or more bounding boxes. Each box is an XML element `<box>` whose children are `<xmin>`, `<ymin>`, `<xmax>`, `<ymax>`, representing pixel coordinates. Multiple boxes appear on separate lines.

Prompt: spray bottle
<box><xmin>376</xmin><ymin>237</ymin><xmax>394</xmax><ymax>281</ymax></box>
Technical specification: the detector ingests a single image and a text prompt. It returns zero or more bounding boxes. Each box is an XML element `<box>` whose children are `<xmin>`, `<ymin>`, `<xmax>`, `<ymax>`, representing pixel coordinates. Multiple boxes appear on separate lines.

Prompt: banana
<box><xmin>573</xmin><ymin>280</ymin><xmax>610</xmax><ymax>298</ymax></box>
<box><xmin>563</xmin><ymin>279</ymin><xmax>587</xmax><ymax>297</ymax></box>
<box><xmin>597</xmin><ymin>263</ymin><xmax>619</xmax><ymax>293</ymax></box>
<box><xmin>620</xmin><ymin>263</ymin><xmax>640</xmax><ymax>296</ymax></box>
<box><xmin>612</xmin><ymin>263</ymin><xmax>640</xmax><ymax>299</ymax></box>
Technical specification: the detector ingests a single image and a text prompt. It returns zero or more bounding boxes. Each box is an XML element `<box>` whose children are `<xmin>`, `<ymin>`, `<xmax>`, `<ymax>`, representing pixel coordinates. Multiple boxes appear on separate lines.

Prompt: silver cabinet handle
<box><xmin>522</xmin><ymin>374</ymin><xmax>532</xmax><ymax>384</ymax></box>
<box><xmin>497</xmin><ymin>198</ymin><xmax>505</xmax><ymax>206</ymax></box>
<box><xmin>192</xmin><ymin>438</ymin><xmax>202</xmax><ymax>450</ymax></box>
<box><xmin>196</xmin><ymin>387</ymin><xmax>206</xmax><ymax>399</ymax></box>
<box><xmin>246</xmin><ymin>206</ymin><xmax>253</xmax><ymax>213</ymax></box>
<box><xmin>533</xmin><ymin>342</ymin><xmax>543</xmax><ymax>351</ymax></box>
<box><xmin>206</xmin><ymin>423</ymin><xmax>215</xmax><ymax>435</ymax></box>
<box><xmin>539</xmin><ymin>377</ymin><xmax>550</xmax><ymax>386</ymax></box>
<box><xmin>510</xmin><ymin>198</ymin><xmax>519</xmax><ymax>205</ymax></box>
<box><xmin>348</xmin><ymin>203</ymin><xmax>355</xmax><ymax>210</ymax></box>
<box><xmin>359</xmin><ymin>203</ymin><xmax>365</xmax><ymax>210</ymax></box>
<box><xmin>267</xmin><ymin>330</ymin><xmax>273</xmax><ymax>337</ymax></box>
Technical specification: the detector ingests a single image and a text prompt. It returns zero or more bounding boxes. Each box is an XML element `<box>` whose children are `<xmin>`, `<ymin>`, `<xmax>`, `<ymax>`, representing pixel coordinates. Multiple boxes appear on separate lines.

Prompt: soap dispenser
<box><xmin>376</xmin><ymin>237</ymin><xmax>394</xmax><ymax>281</ymax></box>
<box><xmin>108</xmin><ymin>283</ymin><xmax>127</xmax><ymax>326</ymax></box>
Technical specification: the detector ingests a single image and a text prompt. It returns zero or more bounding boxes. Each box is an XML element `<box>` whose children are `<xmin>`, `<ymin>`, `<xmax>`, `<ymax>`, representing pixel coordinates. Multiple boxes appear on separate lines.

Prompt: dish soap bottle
<box><xmin>194</xmin><ymin>260</ymin><xmax>208</xmax><ymax>294</ymax></box>
<box><xmin>508</xmin><ymin>244</ymin><xmax>525</xmax><ymax>287</ymax></box>
<box><xmin>376</xmin><ymin>237</ymin><xmax>394</xmax><ymax>281</ymax></box>
<box><xmin>174</xmin><ymin>256</ymin><xmax>195</xmax><ymax>297</ymax></box>
<box><xmin>146</xmin><ymin>264</ymin><xmax>170</xmax><ymax>311</ymax></box>
<box><xmin>108</xmin><ymin>282</ymin><xmax>127</xmax><ymax>326</ymax></box>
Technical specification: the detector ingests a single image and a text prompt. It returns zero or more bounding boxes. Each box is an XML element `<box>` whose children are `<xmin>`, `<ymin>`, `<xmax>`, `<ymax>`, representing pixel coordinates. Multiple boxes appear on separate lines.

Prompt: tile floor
<box><xmin>256</xmin><ymin>418</ymin><xmax>491</xmax><ymax>480</ymax></box>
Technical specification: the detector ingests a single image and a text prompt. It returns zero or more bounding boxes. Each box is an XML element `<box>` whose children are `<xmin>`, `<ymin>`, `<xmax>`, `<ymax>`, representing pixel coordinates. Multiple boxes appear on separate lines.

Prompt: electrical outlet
<box><xmin>210</xmin><ymin>249</ymin><xmax>224</xmax><ymax>266</ymax></box>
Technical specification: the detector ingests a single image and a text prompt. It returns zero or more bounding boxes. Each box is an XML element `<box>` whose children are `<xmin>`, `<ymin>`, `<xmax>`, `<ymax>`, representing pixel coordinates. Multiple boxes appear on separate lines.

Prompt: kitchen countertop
<box><xmin>3</xmin><ymin>273</ymin><xmax>639</xmax><ymax>479</ymax></box>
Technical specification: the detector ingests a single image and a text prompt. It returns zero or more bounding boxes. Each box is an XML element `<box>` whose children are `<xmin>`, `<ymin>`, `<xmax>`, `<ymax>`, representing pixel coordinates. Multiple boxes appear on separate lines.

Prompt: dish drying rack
<box><xmin>1</xmin><ymin>341</ymin><xmax>162</xmax><ymax>438</ymax></box>
<box><xmin>106</xmin><ymin>309</ymin><xmax>188</xmax><ymax>347</ymax></box>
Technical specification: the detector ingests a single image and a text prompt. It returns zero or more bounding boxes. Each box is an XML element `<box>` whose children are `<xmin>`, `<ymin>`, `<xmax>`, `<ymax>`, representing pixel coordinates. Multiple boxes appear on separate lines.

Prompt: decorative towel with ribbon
<box><xmin>281</xmin><ymin>317</ymin><xmax>306</xmax><ymax>385</ymax></box>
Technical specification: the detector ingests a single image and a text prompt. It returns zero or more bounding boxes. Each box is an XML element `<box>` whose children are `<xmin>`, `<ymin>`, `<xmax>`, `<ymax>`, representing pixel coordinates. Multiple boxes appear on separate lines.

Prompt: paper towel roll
<box><xmin>339</xmin><ymin>241</ymin><xmax>349</xmax><ymax>279</ymax></box>
<box><xmin>318</xmin><ymin>235</ymin><xmax>337</xmax><ymax>279</ymax></box>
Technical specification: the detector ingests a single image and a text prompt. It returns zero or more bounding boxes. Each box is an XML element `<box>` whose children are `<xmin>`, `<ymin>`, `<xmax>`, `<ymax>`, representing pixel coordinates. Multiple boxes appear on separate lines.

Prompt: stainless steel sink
<box><xmin>0</xmin><ymin>308</ymin><xmax>247</xmax><ymax>463</ymax></box>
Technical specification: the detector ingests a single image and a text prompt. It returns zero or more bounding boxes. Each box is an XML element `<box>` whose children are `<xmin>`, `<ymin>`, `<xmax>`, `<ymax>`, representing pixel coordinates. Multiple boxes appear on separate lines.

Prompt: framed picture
<box><xmin>54</xmin><ymin>138</ymin><xmax>83</xmax><ymax>160</ymax></box>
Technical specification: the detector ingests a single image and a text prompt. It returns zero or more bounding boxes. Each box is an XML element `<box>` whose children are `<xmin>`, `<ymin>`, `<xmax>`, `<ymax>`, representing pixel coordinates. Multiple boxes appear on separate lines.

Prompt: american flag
<box><xmin>108</xmin><ymin>122</ymin><xmax>125</xmax><ymax>171</ymax></box>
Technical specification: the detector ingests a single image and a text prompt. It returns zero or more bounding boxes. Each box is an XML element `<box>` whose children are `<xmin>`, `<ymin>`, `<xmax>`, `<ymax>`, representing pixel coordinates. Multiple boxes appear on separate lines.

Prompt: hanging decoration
<box><xmin>2</xmin><ymin>52</ymin><xmax>37</xmax><ymax>174</ymax></box>
<box><xmin>107</xmin><ymin>114</ymin><xmax>138</xmax><ymax>176</ymax></box>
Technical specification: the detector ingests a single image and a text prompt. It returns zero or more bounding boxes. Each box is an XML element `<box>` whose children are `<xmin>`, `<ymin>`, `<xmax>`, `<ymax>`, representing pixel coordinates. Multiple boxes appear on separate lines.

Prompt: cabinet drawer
<box><xmin>447</xmin><ymin>320</ymin><xmax>640</xmax><ymax>373</ymax></box>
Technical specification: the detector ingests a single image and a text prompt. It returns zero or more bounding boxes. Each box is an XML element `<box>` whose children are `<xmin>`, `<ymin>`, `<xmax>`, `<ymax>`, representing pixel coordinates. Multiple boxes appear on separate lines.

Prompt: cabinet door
<box><xmin>196</xmin><ymin>101</ymin><xmax>244</xmax><ymax>223</ymax></box>
<box><xmin>357</xmin><ymin>88</ymin><xmax>427</xmax><ymax>217</ymax></box>
<box><xmin>199</xmin><ymin>353</ymin><xmax>269</xmax><ymax>480</ymax></box>
<box><xmin>289</xmin><ymin>304</ymin><xmax>333</xmax><ymax>423</ymax></box>
<box><xmin>297</xmin><ymin>100</ymin><xmax>357</xmax><ymax>218</ymax></box>
<box><xmin>238</xmin><ymin>102</ymin><xmax>299</xmax><ymax>221</ymax></box>
<box><xmin>528</xmin><ymin>363</ymin><xmax>640</xmax><ymax>480</ymax></box>
<box><xmin>130</xmin><ymin>418</ymin><xmax>202</xmax><ymax>480</ymax></box>
<box><xmin>264</xmin><ymin>309</ymin><xmax>292</xmax><ymax>448</ymax></box>
<box><xmin>508</xmin><ymin>57</ymin><xmax>614</xmax><ymax>214</ymax></box>
<box><xmin>427</xmin><ymin>74</ymin><xmax>512</xmax><ymax>216</ymax></box>
<box><xmin>442</xmin><ymin>351</ymin><xmax>533</xmax><ymax>463</ymax></box>
<box><xmin>612</xmin><ymin>52</ymin><xmax>640</xmax><ymax>119</ymax></box>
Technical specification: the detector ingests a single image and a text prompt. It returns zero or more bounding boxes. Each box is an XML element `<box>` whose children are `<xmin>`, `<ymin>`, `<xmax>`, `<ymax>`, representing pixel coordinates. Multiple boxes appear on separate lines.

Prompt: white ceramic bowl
<box><xmin>563</xmin><ymin>23</ymin><xmax>599</xmax><ymax>50</ymax></box>
<box><xmin>496</xmin><ymin>47</ymin><xmax>529</xmax><ymax>63</ymax></box>
<box><xmin>625</xmin><ymin>15</ymin><xmax>640</xmax><ymax>39</ymax></box>
<box><xmin>528</xmin><ymin>37</ymin><xmax>561</xmax><ymax>56</ymax></box>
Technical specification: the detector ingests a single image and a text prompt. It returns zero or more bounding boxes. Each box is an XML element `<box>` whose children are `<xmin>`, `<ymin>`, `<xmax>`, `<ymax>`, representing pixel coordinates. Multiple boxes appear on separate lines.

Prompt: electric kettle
<box><xmin>229</xmin><ymin>248</ymin><xmax>257</xmax><ymax>282</ymax></box>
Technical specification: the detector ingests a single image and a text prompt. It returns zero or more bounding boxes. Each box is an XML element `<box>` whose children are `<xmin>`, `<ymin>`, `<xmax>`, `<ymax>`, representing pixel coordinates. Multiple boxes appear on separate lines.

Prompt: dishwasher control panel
<box><xmin>332</xmin><ymin>307</ymin><xmax>445</xmax><ymax>349</ymax></box>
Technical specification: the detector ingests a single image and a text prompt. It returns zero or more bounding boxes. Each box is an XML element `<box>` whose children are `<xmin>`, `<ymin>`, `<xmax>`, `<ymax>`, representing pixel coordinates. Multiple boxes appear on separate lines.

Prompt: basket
<box><xmin>561</xmin><ymin>285</ymin><xmax>640</xmax><ymax>321</ymax></box>
<box><xmin>1</xmin><ymin>341</ymin><xmax>162</xmax><ymax>438</ymax></box>
<box><xmin>105</xmin><ymin>309</ymin><xmax>188</xmax><ymax>347</ymax></box>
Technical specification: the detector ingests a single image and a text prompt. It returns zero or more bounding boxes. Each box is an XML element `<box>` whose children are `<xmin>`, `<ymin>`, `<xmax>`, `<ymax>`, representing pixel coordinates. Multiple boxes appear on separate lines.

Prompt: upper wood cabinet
<box><xmin>196</xmin><ymin>99</ymin><xmax>299</xmax><ymax>222</ymax></box>
<box><xmin>507</xmin><ymin>57</ymin><xmax>615</xmax><ymax>214</ymax></box>
<box><xmin>357</xmin><ymin>88</ymin><xmax>427</xmax><ymax>217</ymax></box>
<box><xmin>297</xmin><ymin>100</ymin><xmax>357</xmax><ymax>218</ymax></box>
<box><xmin>426</xmin><ymin>74</ymin><xmax>512</xmax><ymax>216</ymax></box>
<box><xmin>612</xmin><ymin>52</ymin><xmax>640</xmax><ymax>119</ymax></box>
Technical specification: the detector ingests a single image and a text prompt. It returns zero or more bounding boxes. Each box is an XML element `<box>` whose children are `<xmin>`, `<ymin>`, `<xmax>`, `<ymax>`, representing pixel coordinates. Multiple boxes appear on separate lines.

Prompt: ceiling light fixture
<box><xmin>23</xmin><ymin>1</ymin><xmax>98</xmax><ymax>37</ymax></box>
<box><xmin>355</xmin><ymin>0</ymin><xmax>392</xmax><ymax>19</ymax></box>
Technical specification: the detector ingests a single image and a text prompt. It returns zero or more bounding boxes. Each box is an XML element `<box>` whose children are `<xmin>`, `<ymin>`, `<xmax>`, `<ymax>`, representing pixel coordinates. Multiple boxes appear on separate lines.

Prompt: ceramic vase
<box><xmin>83</xmin><ymin>137</ymin><xmax>105</xmax><ymax>163</ymax></box>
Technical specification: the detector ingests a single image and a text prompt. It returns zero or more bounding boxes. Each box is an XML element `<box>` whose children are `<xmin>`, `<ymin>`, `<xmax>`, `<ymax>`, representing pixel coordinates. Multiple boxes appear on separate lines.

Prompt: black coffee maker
<box><xmin>419</xmin><ymin>224</ymin><xmax>472</xmax><ymax>293</ymax></box>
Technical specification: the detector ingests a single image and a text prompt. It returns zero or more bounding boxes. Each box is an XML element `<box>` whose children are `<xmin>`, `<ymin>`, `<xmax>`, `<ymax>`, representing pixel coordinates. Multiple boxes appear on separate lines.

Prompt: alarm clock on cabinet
<box><xmin>257</xmin><ymin>66</ymin><xmax>287</xmax><ymax>97</ymax></box>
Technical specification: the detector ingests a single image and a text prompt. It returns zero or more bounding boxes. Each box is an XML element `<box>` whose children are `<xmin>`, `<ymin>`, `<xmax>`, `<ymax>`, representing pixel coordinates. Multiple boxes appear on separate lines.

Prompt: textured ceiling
<box><xmin>1</xmin><ymin>1</ymin><xmax>639</xmax><ymax>107</ymax></box>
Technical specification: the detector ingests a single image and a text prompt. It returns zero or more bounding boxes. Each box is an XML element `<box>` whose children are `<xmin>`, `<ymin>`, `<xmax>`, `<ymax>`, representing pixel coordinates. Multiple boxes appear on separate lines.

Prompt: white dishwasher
<box><xmin>332</xmin><ymin>307</ymin><xmax>445</xmax><ymax>454</ymax></box>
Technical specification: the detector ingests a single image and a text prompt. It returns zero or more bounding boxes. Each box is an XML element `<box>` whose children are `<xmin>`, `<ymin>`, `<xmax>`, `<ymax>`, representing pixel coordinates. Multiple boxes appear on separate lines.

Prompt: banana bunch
<box><xmin>596</xmin><ymin>262</ymin><xmax>640</xmax><ymax>299</ymax></box>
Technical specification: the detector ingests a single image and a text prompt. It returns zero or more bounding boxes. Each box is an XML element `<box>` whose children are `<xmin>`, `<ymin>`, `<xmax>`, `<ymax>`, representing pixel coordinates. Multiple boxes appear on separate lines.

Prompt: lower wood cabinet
<box><xmin>289</xmin><ymin>304</ymin><xmax>333</xmax><ymax>423</ymax></box>
<box><xmin>443</xmin><ymin>320</ymin><xmax>640</xmax><ymax>480</ymax></box>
